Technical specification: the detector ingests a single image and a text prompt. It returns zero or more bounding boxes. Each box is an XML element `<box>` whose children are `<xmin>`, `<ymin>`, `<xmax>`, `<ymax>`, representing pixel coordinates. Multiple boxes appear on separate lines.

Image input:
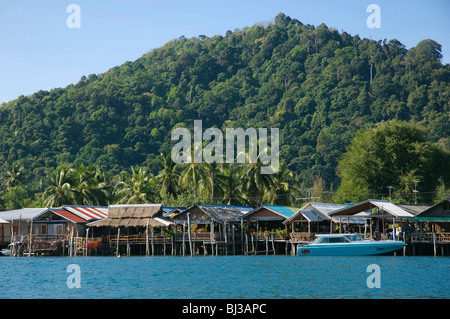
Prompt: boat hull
<box><xmin>1</xmin><ymin>249</ymin><xmax>11</xmax><ymax>256</ymax></box>
<box><xmin>297</xmin><ymin>240</ymin><xmax>406</xmax><ymax>256</ymax></box>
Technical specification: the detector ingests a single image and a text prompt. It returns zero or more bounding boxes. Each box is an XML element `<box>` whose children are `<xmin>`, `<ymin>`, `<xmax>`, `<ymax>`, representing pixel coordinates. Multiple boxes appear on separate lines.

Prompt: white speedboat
<box><xmin>1</xmin><ymin>247</ymin><xmax>11</xmax><ymax>256</ymax></box>
<box><xmin>297</xmin><ymin>234</ymin><xmax>406</xmax><ymax>256</ymax></box>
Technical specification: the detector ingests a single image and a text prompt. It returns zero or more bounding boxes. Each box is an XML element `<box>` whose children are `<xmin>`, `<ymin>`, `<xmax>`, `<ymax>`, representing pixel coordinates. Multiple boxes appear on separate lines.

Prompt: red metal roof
<box><xmin>50</xmin><ymin>209</ymin><xmax>87</xmax><ymax>223</ymax></box>
<box><xmin>64</xmin><ymin>206</ymin><xmax>108</xmax><ymax>220</ymax></box>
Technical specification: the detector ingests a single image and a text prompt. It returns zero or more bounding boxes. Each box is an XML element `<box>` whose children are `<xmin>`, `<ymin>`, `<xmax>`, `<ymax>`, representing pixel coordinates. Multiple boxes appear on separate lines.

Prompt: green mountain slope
<box><xmin>1</xmin><ymin>13</ymin><xmax>449</xmax><ymax>192</ymax></box>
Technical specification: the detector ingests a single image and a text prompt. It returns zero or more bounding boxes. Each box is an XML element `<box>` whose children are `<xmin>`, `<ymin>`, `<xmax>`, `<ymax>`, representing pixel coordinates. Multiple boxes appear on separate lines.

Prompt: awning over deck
<box><xmin>413</xmin><ymin>216</ymin><xmax>450</xmax><ymax>223</ymax></box>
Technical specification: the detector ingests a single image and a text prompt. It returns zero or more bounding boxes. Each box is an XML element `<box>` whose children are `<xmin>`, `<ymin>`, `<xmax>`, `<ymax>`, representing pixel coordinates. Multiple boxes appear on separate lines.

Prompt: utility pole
<box><xmin>296</xmin><ymin>188</ymin><xmax>320</xmax><ymax>203</ymax></box>
<box><xmin>412</xmin><ymin>181</ymin><xmax>420</xmax><ymax>205</ymax></box>
<box><xmin>387</xmin><ymin>186</ymin><xmax>393</xmax><ymax>203</ymax></box>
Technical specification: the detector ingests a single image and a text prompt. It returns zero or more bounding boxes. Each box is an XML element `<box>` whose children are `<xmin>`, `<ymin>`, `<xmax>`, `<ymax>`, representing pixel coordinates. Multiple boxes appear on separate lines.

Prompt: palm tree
<box><xmin>72</xmin><ymin>164</ymin><xmax>111</xmax><ymax>206</ymax></box>
<box><xmin>217</xmin><ymin>163</ymin><xmax>248</xmax><ymax>205</ymax></box>
<box><xmin>197</xmin><ymin>161</ymin><xmax>229</xmax><ymax>205</ymax></box>
<box><xmin>242</xmin><ymin>160</ymin><xmax>275</xmax><ymax>207</ymax></box>
<box><xmin>2</xmin><ymin>162</ymin><xmax>26</xmax><ymax>188</ymax></box>
<box><xmin>262</xmin><ymin>161</ymin><xmax>295</xmax><ymax>205</ymax></box>
<box><xmin>178</xmin><ymin>157</ymin><xmax>209</xmax><ymax>205</ymax></box>
<box><xmin>41</xmin><ymin>164</ymin><xmax>76</xmax><ymax>207</ymax></box>
<box><xmin>156</xmin><ymin>152</ymin><xmax>180</xmax><ymax>199</ymax></box>
<box><xmin>114</xmin><ymin>166</ymin><xmax>155</xmax><ymax>204</ymax></box>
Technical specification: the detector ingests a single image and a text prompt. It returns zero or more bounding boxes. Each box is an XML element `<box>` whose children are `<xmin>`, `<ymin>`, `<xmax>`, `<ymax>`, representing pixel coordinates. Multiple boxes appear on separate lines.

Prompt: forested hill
<box><xmin>1</xmin><ymin>13</ymin><xmax>449</xmax><ymax>190</ymax></box>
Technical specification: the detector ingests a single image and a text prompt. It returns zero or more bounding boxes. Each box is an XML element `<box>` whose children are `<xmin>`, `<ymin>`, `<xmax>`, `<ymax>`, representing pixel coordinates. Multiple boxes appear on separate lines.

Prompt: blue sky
<box><xmin>0</xmin><ymin>0</ymin><xmax>449</xmax><ymax>104</ymax></box>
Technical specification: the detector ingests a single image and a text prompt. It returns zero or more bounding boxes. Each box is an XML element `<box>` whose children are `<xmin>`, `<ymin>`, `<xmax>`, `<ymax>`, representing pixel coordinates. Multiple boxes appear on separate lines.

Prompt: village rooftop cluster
<box><xmin>1</xmin><ymin>196</ymin><xmax>449</xmax><ymax>257</ymax></box>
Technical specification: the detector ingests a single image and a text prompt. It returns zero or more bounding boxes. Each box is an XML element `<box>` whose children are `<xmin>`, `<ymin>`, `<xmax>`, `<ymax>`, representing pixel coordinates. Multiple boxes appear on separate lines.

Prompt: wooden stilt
<box><xmin>151</xmin><ymin>217</ymin><xmax>155</xmax><ymax>256</ymax></box>
<box><xmin>116</xmin><ymin>228</ymin><xmax>120</xmax><ymax>257</ymax></box>
<box><xmin>271</xmin><ymin>235</ymin><xmax>275</xmax><ymax>255</ymax></box>
<box><xmin>245</xmin><ymin>234</ymin><xmax>248</xmax><ymax>255</ymax></box>
<box><xmin>28</xmin><ymin>218</ymin><xmax>33</xmax><ymax>257</ymax></box>
<box><xmin>172</xmin><ymin>236</ymin><xmax>175</xmax><ymax>256</ymax></box>
<box><xmin>224</xmin><ymin>222</ymin><xmax>228</xmax><ymax>255</ymax></box>
<box><xmin>10</xmin><ymin>221</ymin><xmax>14</xmax><ymax>257</ymax></box>
<box><xmin>85</xmin><ymin>228</ymin><xmax>89</xmax><ymax>257</ymax></box>
<box><xmin>182</xmin><ymin>222</ymin><xmax>186</xmax><ymax>256</ymax></box>
<box><xmin>251</xmin><ymin>234</ymin><xmax>255</xmax><ymax>254</ymax></box>
<box><xmin>240</xmin><ymin>219</ymin><xmax>244</xmax><ymax>255</ymax></box>
<box><xmin>70</xmin><ymin>227</ymin><xmax>74</xmax><ymax>257</ymax></box>
<box><xmin>232</xmin><ymin>224</ymin><xmax>235</xmax><ymax>255</ymax></box>
<box><xmin>187</xmin><ymin>214</ymin><xmax>193</xmax><ymax>256</ymax></box>
<box><xmin>433</xmin><ymin>233</ymin><xmax>437</xmax><ymax>257</ymax></box>
<box><xmin>146</xmin><ymin>218</ymin><xmax>150</xmax><ymax>256</ymax></box>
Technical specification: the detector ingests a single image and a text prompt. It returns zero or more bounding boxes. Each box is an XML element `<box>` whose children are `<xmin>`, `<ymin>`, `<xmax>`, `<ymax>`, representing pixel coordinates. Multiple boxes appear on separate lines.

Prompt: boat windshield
<box><xmin>344</xmin><ymin>233</ymin><xmax>363</xmax><ymax>241</ymax></box>
<box><xmin>313</xmin><ymin>236</ymin><xmax>351</xmax><ymax>244</ymax></box>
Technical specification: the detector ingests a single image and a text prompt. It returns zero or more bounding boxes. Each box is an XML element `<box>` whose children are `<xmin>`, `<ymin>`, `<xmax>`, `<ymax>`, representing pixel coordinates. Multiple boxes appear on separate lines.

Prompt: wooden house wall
<box><xmin>423</xmin><ymin>201</ymin><xmax>450</xmax><ymax>218</ymax></box>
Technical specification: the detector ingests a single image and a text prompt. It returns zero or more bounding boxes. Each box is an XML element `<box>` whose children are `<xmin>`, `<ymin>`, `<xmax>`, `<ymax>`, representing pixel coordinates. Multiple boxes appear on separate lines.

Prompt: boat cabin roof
<box><xmin>315</xmin><ymin>234</ymin><xmax>350</xmax><ymax>238</ymax></box>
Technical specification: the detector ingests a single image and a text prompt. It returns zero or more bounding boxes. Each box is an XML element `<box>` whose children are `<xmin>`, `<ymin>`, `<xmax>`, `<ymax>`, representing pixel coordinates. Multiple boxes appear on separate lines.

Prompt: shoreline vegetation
<box><xmin>0</xmin><ymin>13</ymin><xmax>449</xmax><ymax>210</ymax></box>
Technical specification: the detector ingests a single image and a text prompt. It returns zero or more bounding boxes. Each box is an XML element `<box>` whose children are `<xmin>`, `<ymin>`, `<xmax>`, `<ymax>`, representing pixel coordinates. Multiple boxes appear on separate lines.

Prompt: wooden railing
<box><xmin>410</xmin><ymin>232</ymin><xmax>450</xmax><ymax>242</ymax></box>
<box><xmin>176</xmin><ymin>232</ymin><xmax>238</xmax><ymax>241</ymax></box>
<box><xmin>289</xmin><ymin>232</ymin><xmax>315</xmax><ymax>242</ymax></box>
<box><xmin>110</xmin><ymin>234</ymin><xmax>169</xmax><ymax>243</ymax></box>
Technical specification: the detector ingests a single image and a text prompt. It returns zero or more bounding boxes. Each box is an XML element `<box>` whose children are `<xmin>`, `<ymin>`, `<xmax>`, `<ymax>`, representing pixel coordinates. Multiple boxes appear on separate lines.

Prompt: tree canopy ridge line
<box><xmin>0</xmin><ymin>13</ymin><xmax>449</xmax><ymax>208</ymax></box>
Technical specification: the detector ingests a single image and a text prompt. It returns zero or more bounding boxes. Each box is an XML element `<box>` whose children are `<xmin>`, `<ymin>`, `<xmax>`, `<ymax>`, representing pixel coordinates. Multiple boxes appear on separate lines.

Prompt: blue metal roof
<box><xmin>260</xmin><ymin>205</ymin><xmax>298</xmax><ymax>218</ymax></box>
<box><xmin>163</xmin><ymin>206</ymin><xmax>187</xmax><ymax>212</ymax></box>
<box><xmin>162</xmin><ymin>206</ymin><xmax>188</xmax><ymax>217</ymax></box>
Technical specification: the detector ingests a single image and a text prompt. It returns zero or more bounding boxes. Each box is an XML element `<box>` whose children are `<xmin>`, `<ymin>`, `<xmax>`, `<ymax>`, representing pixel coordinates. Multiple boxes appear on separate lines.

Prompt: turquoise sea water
<box><xmin>0</xmin><ymin>255</ymin><xmax>448</xmax><ymax>299</ymax></box>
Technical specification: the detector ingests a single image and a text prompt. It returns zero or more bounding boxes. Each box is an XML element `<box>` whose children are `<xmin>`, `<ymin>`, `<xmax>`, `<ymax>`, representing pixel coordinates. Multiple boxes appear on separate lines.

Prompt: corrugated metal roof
<box><xmin>309</xmin><ymin>202</ymin><xmax>350</xmax><ymax>215</ymax></box>
<box><xmin>263</xmin><ymin>205</ymin><xmax>298</xmax><ymax>218</ymax></box>
<box><xmin>283</xmin><ymin>202</ymin><xmax>367</xmax><ymax>224</ymax></box>
<box><xmin>328</xmin><ymin>199</ymin><xmax>413</xmax><ymax>218</ymax></box>
<box><xmin>0</xmin><ymin>208</ymin><xmax>47</xmax><ymax>221</ymax></box>
<box><xmin>241</xmin><ymin>205</ymin><xmax>299</xmax><ymax>221</ymax></box>
<box><xmin>299</xmin><ymin>209</ymin><xmax>328</xmax><ymax>222</ymax></box>
<box><xmin>201</xmin><ymin>204</ymin><xmax>252</xmax><ymax>214</ymax></box>
<box><xmin>397</xmin><ymin>204</ymin><xmax>430</xmax><ymax>216</ymax></box>
<box><xmin>331</xmin><ymin>216</ymin><xmax>367</xmax><ymax>225</ymax></box>
<box><xmin>162</xmin><ymin>207</ymin><xmax>187</xmax><ymax>215</ymax></box>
